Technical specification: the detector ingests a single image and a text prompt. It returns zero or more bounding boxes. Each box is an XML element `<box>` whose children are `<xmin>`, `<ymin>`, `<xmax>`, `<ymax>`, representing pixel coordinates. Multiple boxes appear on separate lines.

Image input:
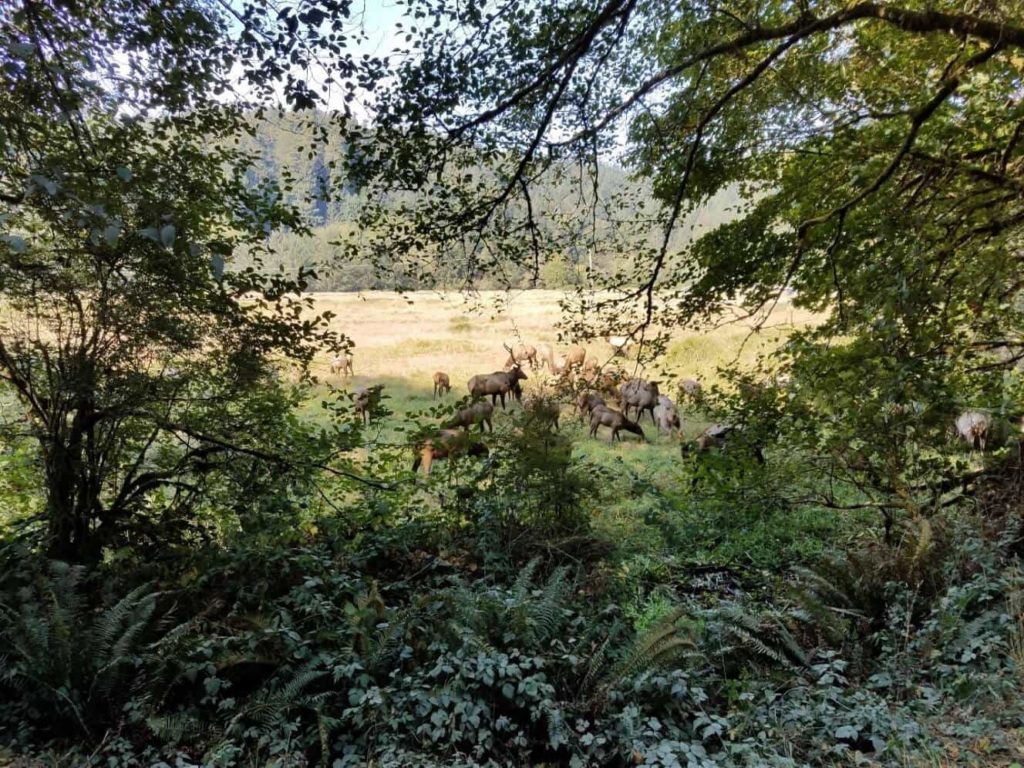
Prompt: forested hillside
<box><xmin>234</xmin><ymin>112</ymin><xmax>743</xmax><ymax>290</ymax></box>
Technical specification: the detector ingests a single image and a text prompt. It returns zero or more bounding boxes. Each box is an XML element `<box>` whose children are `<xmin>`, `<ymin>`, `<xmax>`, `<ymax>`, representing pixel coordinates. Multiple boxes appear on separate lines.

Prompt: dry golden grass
<box><xmin>306</xmin><ymin>289</ymin><xmax>819</xmax><ymax>397</ymax></box>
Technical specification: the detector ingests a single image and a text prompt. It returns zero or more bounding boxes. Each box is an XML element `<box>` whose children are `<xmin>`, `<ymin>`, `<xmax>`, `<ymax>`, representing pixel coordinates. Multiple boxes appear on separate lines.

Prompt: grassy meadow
<box><xmin>303</xmin><ymin>288</ymin><xmax>815</xmax><ymax>424</ymax></box>
<box><xmin>295</xmin><ymin>290</ymin><xmax>840</xmax><ymax>570</ymax></box>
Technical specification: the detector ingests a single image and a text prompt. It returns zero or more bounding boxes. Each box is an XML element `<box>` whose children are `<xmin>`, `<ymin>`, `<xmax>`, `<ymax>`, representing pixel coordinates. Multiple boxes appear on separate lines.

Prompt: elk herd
<box><xmin>325</xmin><ymin>339</ymin><xmax>1005</xmax><ymax>477</ymax></box>
<box><xmin>332</xmin><ymin>337</ymin><xmax>723</xmax><ymax>475</ymax></box>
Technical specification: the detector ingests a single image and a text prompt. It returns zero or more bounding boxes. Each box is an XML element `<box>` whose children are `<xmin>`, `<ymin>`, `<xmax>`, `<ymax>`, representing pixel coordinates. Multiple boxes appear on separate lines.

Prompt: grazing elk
<box><xmin>504</xmin><ymin>343</ymin><xmax>538</xmax><ymax>370</ymax></box>
<box><xmin>677</xmin><ymin>378</ymin><xmax>702</xmax><ymax>399</ymax></box>
<box><xmin>447</xmin><ymin>400</ymin><xmax>494</xmax><ymax>433</ymax></box>
<box><xmin>654</xmin><ymin>395</ymin><xmax>681</xmax><ymax>435</ymax></box>
<box><xmin>352</xmin><ymin>384</ymin><xmax>384</xmax><ymax>425</ymax></box>
<box><xmin>576</xmin><ymin>392</ymin><xmax>606</xmax><ymax>422</ymax></box>
<box><xmin>955</xmin><ymin>410</ymin><xmax>990</xmax><ymax>451</ymax></box>
<box><xmin>589</xmin><ymin>405</ymin><xmax>645</xmax><ymax>442</ymax></box>
<box><xmin>607</xmin><ymin>335</ymin><xmax>631</xmax><ymax>357</ymax></box>
<box><xmin>433</xmin><ymin>371</ymin><xmax>452</xmax><ymax>399</ymax></box>
<box><xmin>412</xmin><ymin>429</ymin><xmax>489</xmax><ymax>476</ymax></box>
<box><xmin>330</xmin><ymin>351</ymin><xmax>354</xmax><ymax>378</ymax></box>
<box><xmin>467</xmin><ymin>366</ymin><xmax>528</xmax><ymax>409</ymax></box>
<box><xmin>682</xmin><ymin>423</ymin><xmax>765</xmax><ymax>464</ymax></box>
<box><xmin>563</xmin><ymin>345</ymin><xmax>586</xmax><ymax>371</ymax></box>
<box><xmin>619</xmin><ymin>378</ymin><xmax>661</xmax><ymax>425</ymax></box>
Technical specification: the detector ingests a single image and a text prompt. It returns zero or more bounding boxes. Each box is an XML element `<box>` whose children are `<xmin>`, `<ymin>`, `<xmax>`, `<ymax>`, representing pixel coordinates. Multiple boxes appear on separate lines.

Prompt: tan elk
<box><xmin>330</xmin><ymin>351</ymin><xmax>354</xmax><ymax>378</ymax></box>
<box><xmin>677</xmin><ymin>378</ymin><xmax>702</xmax><ymax>399</ymax></box>
<box><xmin>352</xmin><ymin>384</ymin><xmax>384</xmax><ymax>425</ymax></box>
<box><xmin>619</xmin><ymin>378</ymin><xmax>661</xmax><ymax>425</ymax></box>
<box><xmin>412</xmin><ymin>429</ymin><xmax>489</xmax><ymax>476</ymax></box>
<box><xmin>607</xmin><ymin>335</ymin><xmax>631</xmax><ymax>357</ymax></box>
<box><xmin>955</xmin><ymin>410</ymin><xmax>990</xmax><ymax>451</ymax></box>
<box><xmin>653</xmin><ymin>395</ymin><xmax>681</xmax><ymax>435</ymax></box>
<box><xmin>432</xmin><ymin>371</ymin><xmax>452</xmax><ymax>399</ymax></box>
<box><xmin>467</xmin><ymin>366</ymin><xmax>528</xmax><ymax>409</ymax></box>
<box><xmin>589</xmin><ymin>405</ymin><xmax>645</xmax><ymax>442</ymax></box>
<box><xmin>563</xmin><ymin>345</ymin><xmax>586</xmax><ymax>371</ymax></box>
<box><xmin>504</xmin><ymin>343</ymin><xmax>538</xmax><ymax>370</ymax></box>
<box><xmin>447</xmin><ymin>400</ymin><xmax>494</xmax><ymax>433</ymax></box>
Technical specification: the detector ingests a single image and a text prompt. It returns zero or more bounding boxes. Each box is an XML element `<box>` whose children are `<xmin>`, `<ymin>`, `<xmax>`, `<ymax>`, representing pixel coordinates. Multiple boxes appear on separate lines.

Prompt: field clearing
<box><xmin>305</xmin><ymin>289</ymin><xmax>820</xmax><ymax>404</ymax></box>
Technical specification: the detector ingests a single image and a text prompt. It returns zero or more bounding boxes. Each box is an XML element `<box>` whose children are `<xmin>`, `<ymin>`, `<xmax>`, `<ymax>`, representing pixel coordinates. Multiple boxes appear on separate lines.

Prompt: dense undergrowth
<box><xmin>2</xmin><ymin>422</ymin><xmax>1022</xmax><ymax>767</ymax></box>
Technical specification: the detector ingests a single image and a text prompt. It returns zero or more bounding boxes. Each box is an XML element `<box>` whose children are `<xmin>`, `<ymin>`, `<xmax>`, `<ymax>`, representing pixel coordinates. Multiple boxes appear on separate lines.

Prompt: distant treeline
<box><xmin>232</xmin><ymin>112</ymin><xmax>742</xmax><ymax>291</ymax></box>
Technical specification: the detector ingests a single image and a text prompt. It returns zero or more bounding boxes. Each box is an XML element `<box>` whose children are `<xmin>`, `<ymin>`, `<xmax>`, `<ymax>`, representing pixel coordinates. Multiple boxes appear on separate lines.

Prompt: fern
<box><xmin>588</xmin><ymin>609</ymin><xmax>695</xmax><ymax>707</ymax></box>
<box><xmin>0</xmin><ymin>560</ymin><xmax>160</xmax><ymax>737</ymax></box>
<box><xmin>705</xmin><ymin>603</ymin><xmax>808</xmax><ymax>670</ymax></box>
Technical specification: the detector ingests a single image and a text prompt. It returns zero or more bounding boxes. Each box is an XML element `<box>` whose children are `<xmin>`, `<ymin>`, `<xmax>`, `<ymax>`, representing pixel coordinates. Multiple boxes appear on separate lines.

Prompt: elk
<box><xmin>682</xmin><ymin>423</ymin><xmax>765</xmax><ymax>464</ymax></box>
<box><xmin>352</xmin><ymin>384</ymin><xmax>384</xmax><ymax>425</ymax></box>
<box><xmin>619</xmin><ymin>378</ymin><xmax>660</xmax><ymax>425</ymax></box>
<box><xmin>653</xmin><ymin>395</ymin><xmax>681</xmax><ymax>435</ymax></box>
<box><xmin>607</xmin><ymin>335</ymin><xmax>631</xmax><ymax>357</ymax></box>
<box><xmin>412</xmin><ymin>429</ymin><xmax>489</xmax><ymax>476</ymax></box>
<box><xmin>330</xmin><ymin>351</ymin><xmax>354</xmax><ymax>378</ymax></box>
<box><xmin>677</xmin><ymin>378</ymin><xmax>702</xmax><ymax>399</ymax></box>
<box><xmin>432</xmin><ymin>371</ymin><xmax>452</xmax><ymax>399</ymax></box>
<box><xmin>589</xmin><ymin>405</ymin><xmax>645</xmax><ymax>442</ymax></box>
<box><xmin>447</xmin><ymin>399</ymin><xmax>494</xmax><ymax>433</ymax></box>
<box><xmin>576</xmin><ymin>391</ymin><xmax>606</xmax><ymax>422</ymax></box>
<box><xmin>594</xmin><ymin>369</ymin><xmax>623</xmax><ymax>399</ymax></box>
<box><xmin>504</xmin><ymin>343</ymin><xmax>538</xmax><ymax>370</ymax></box>
<box><xmin>955</xmin><ymin>410</ymin><xmax>990</xmax><ymax>451</ymax></box>
<box><xmin>524</xmin><ymin>395</ymin><xmax>560</xmax><ymax>431</ymax></box>
<box><xmin>467</xmin><ymin>366</ymin><xmax>528</xmax><ymax>409</ymax></box>
<box><xmin>563</xmin><ymin>345</ymin><xmax>586</xmax><ymax>371</ymax></box>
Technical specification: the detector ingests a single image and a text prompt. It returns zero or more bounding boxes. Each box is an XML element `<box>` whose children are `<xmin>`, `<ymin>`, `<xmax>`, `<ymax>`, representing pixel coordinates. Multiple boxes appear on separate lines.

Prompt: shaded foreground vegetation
<box><xmin>2</xmin><ymin>375</ymin><xmax>1024</xmax><ymax>766</ymax></box>
<box><xmin>4</xmin><ymin>0</ymin><xmax>1024</xmax><ymax>765</ymax></box>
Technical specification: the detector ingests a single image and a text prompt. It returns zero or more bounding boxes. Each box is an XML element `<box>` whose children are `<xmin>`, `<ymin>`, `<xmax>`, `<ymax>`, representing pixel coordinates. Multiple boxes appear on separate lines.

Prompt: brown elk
<box><xmin>619</xmin><ymin>378</ymin><xmax>661</xmax><ymax>425</ymax></box>
<box><xmin>330</xmin><ymin>351</ymin><xmax>354</xmax><ymax>378</ymax></box>
<box><xmin>682</xmin><ymin>423</ymin><xmax>765</xmax><ymax>464</ymax></box>
<box><xmin>524</xmin><ymin>395</ymin><xmax>560</xmax><ymax>431</ymax></box>
<box><xmin>412</xmin><ymin>429</ymin><xmax>489</xmax><ymax>476</ymax></box>
<box><xmin>352</xmin><ymin>384</ymin><xmax>384</xmax><ymax>425</ymax></box>
<box><xmin>467</xmin><ymin>365</ymin><xmax>528</xmax><ymax>409</ymax></box>
<box><xmin>504</xmin><ymin>343</ymin><xmax>538</xmax><ymax>370</ymax></box>
<box><xmin>594</xmin><ymin>369</ymin><xmax>623</xmax><ymax>399</ymax></box>
<box><xmin>432</xmin><ymin>371</ymin><xmax>452</xmax><ymax>399</ymax></box>
<box><xmin>447</xmin><ymin>400</ymin><xmax>494</xmax><ymax>433</ymax></box>
<box><xmin>575</xmin><ymin>392</ymin><xmax>606</xmax><ymax>422</ymax></box>
<box><xmin>589</xmin><ymin>405</ymin><xmax>645</xmax><ymax>442</ymax></box>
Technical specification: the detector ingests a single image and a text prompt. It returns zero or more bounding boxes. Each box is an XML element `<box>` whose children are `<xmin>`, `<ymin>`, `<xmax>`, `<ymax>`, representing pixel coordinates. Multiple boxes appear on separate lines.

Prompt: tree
<box><xmin>0</xmin><ymin>0</ymin><xmax>384</xmax><ymax>560</ymax></box>
<box><xmin>335</xmin><ymin>0</ymin><xmax>1024</xmax><ymax>508</ymax></box>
